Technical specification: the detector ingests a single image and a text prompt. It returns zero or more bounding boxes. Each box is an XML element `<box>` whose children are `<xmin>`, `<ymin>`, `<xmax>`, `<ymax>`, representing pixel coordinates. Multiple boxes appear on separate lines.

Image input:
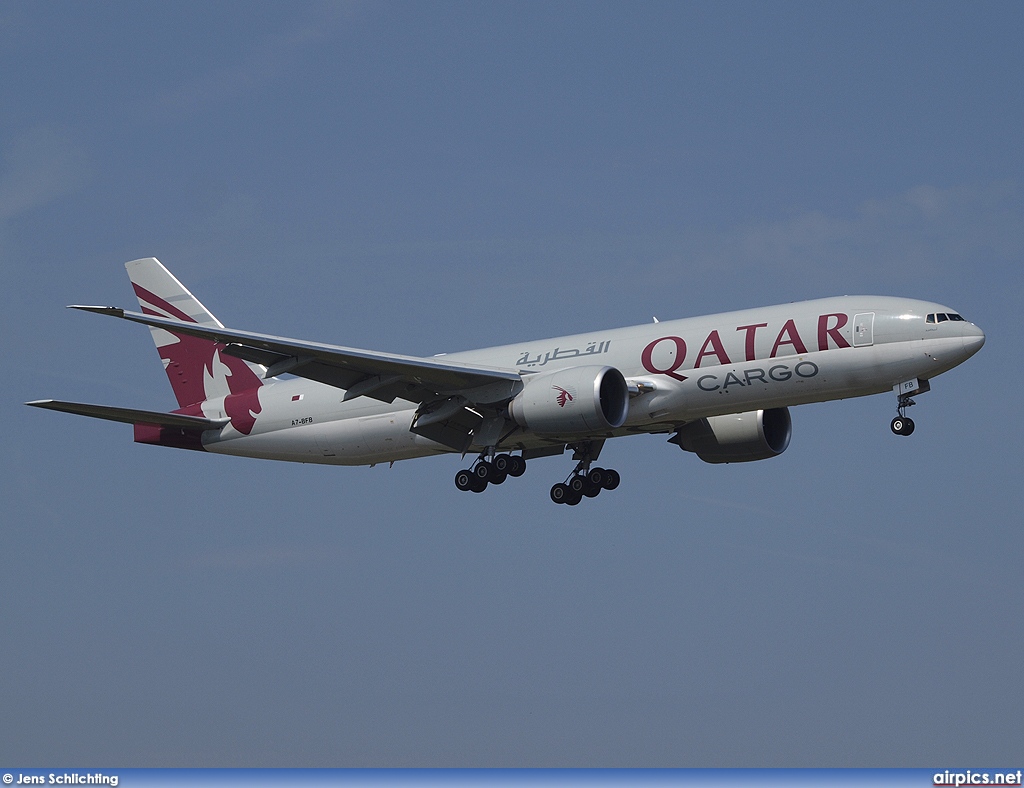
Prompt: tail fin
<box><xmin>126</xmin><ymin>258</ymin><xmax>264</xmax><ymax>427</ymax></box>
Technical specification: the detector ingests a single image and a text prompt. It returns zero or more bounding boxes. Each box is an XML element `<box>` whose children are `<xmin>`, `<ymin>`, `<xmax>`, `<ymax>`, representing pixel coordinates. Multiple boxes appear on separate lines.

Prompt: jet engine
<box><xmin>670</xmin><ymin>407</ymin><xmax>792</xmax><ymax>464</ymax></box>
<box><xmin>508</xmin><ymin>365</ymin><xmax>629</xmax><ymax>435</ymax></box>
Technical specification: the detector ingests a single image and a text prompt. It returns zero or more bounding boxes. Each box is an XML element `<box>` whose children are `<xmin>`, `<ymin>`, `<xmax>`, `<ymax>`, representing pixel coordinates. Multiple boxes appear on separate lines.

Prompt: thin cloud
<box><xmin>684</xmin><ymin>180</ymin><xmax>1023</xmax><ymax>286</ymax></box>
<box><xmin>147</xmin><ymin>3</ymin><xmax>363</xmax><ymax>120</ymax></box>
<box><xmin>0</xmin><ymin>126</ymin><xmax>91</xmax><ymax>221</ymax></box>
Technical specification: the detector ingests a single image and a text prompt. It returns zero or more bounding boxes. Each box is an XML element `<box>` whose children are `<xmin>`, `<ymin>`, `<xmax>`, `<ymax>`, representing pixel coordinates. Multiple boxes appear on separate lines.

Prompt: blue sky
<box><xmin>2</xmin><ymin>0</ymin><xmax>1022</xmax><ymax>766</ymax></box>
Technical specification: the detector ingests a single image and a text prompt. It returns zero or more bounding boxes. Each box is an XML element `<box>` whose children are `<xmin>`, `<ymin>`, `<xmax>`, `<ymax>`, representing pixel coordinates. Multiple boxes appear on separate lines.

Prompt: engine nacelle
<box><xmin>670</xmin><ymin>407</ymin><xmax>792</xmax><ymax>464</ymax></box>
<box><xmin>508</xmin><ymin>365</ymin><xmax>629</xmax><ymax>435</ymax></box>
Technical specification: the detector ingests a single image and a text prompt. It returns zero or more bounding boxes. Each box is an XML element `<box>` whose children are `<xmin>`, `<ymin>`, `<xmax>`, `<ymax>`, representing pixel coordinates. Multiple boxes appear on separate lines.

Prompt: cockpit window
<box><xmin>927</xmin><ymin>312</ymin><xmax>967</xmax><ymax>324</ymax></box>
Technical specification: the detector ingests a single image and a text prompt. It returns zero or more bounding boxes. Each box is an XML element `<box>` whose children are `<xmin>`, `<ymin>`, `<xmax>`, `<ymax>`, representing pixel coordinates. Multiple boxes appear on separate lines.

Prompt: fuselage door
<box><xmin>853</xmin><ymin>312</ymin><xmax>875</xmax><ymax>347</ymax></box>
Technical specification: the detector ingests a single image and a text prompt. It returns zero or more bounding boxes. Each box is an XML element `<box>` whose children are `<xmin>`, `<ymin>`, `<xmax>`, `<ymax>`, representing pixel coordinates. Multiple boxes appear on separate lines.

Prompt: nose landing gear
<box><xmin>891</xmin><ymin>378</ymin><xmax>929</xmax><ymax>436</ymax></box>
<box><xmin>891</xmin><ymin>391</ymin><xmax>915</xmax><ymax>436</ymax></box>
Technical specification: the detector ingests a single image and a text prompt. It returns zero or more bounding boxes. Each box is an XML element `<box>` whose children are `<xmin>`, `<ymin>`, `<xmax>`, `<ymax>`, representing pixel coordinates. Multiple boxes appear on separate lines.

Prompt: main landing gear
<box><xmin>453</xmin><ymin>441</ymin><xmax>622</xmax><ymax>505</ymax></box>
<box><xmin>549</xmin><ymin>441</ymin><xmax>621</xmax><ymax>506</ymax></box>
<box><xmin>549</xmin><ymin>466</ymin><xmax>620</xmax><ymax>506</ymax></box>
<box><xmin>454</xmin><ymin>453</ymin><xmax>526</xmax><ymax>493</ymax></box>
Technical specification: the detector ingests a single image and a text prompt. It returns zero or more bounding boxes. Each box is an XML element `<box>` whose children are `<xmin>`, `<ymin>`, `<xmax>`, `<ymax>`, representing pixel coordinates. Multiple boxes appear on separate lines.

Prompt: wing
<box><xmin>69</xmin><ymin>305</ymin><xmax>522</xmax><ymax>405</ymax></box>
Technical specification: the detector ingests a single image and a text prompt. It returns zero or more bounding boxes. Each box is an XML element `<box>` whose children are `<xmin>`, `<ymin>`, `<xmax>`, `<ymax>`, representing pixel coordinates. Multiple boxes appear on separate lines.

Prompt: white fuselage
<box><xmin>198</xmin><ymin>296</ymin><xmax>984</xmax><ymax>465</ymax></box>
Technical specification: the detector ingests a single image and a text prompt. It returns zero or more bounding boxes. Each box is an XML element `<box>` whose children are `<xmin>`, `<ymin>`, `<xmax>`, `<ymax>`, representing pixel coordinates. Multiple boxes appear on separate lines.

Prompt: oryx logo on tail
<box><xmin>127</xmin><ymin>259</ymin><xmax>264</xmax><ymax>434</ymax></box>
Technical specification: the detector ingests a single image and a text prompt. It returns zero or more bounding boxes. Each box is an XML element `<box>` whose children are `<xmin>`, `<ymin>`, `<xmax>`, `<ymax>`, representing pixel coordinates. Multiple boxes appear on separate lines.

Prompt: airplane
<box><xmin>28</xmin><ymin>258</ymin><xmax>985</xmax><ymax>505</ymax></box>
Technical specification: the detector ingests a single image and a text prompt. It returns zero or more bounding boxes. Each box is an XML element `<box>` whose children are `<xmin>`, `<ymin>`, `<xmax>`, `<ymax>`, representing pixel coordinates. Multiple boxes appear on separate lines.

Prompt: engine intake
<box><xmin>671</xmin><ymin>407</ymin><xmax>792</xmax><ymax>463</ymax></box>
<box><xmin>509</xmin><ymin>365</ymin><xmax>629</xmax><ymax>435</ymax></box>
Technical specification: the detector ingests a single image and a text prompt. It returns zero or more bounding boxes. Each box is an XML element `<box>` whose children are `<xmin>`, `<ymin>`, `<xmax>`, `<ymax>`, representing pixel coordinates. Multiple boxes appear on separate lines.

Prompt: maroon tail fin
<box><xmin>126</xmin><ymin>258</ymin><xmax>264</xmax><ymax>433</ymax></box>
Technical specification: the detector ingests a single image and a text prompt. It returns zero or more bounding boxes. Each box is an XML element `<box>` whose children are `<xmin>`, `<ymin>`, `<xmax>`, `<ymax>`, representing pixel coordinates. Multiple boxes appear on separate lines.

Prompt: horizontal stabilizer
<box><xmin>26</xmin><ymin>400</ymin><xmax>229</xmax><ymax>429</ymax></box>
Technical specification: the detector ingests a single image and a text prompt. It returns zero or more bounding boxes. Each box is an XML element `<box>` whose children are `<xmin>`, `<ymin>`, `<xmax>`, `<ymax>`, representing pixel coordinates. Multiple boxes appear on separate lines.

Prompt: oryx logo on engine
<box><xmin>553</xmin><ymin>385</ymin><xmax>575</xmax><ymax>407</ymax></box>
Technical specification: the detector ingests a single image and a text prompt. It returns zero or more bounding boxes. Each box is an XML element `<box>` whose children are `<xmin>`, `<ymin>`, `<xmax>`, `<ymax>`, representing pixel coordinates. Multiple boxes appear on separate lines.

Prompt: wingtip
<box><xmin>67</xmin><ymin>305</ymin><xmax>125</xmax><ymax>317</ymax></box>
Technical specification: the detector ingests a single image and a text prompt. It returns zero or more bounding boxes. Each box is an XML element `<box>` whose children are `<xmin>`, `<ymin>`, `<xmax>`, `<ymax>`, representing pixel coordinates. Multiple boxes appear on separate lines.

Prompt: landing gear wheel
<box><xmin>492</xmin><ymin>454</ymin><xmax>512</xmax><ymax>475</ymax></box>
<box><xmin>601</xmin><ymin>469</ymin><xmax>621</xmax><ymax>490</ymax></box>
<box><xmin>508</xmin><ymin>456</ymin><xmax>527</xmax><ymax>477</ymax></box>
<box><xmin>470</xmin><ymin>476</ymin><xmax>488</xmax><ymax>492</ymax></box>
<box><xmin>454</xmin><ymin>469</ymin><xmax>475</xmax><ymax>492</ymax></box>
<box><xmin>550</xmin><ymin>483</ymin><xmax>571</xmax><ymax>504</ymax></box>
<box><xmin>474</xmin><ymin>461</ymin><xmax>496</xmax><ymax>482</ymax></box>
<box><xmin>891</xmin><ymin>417</ymin><xmax>915</xmax><ymax>436</ymax></box>
<box><xmin>568</xmin><ymin>476</ymin><xmax>587</xmax><ymax>496</ymax></box>
<box><xmin>583</xmin><ymin>480</ymin><xmax>602</xmax><ymax>498</ymax></box>
<box><xmin>587</xmin><ymin>468</ymin><xmax>606</xmax><ymax>487</ymax></box>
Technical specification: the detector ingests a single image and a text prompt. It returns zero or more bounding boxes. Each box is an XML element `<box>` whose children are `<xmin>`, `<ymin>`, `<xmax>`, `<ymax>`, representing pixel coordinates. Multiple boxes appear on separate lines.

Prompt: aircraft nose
<box><xmin>962</xmin><ymin>324</ymin><xmax>986</xmax><ymax>357</ymax></box>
